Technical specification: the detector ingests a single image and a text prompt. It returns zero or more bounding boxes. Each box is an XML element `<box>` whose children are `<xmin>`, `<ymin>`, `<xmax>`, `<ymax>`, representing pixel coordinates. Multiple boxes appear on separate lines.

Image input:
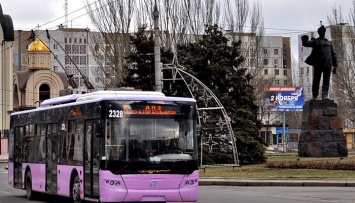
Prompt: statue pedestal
<box><xmin>298</xmin><ymin>99</ymin><xmax>347</xmax><ymax>157</ymax></box>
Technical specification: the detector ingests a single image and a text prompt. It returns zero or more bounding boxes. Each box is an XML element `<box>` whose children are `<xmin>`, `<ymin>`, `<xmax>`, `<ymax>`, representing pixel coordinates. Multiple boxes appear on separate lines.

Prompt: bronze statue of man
<box><xmin>301</xmin><ymin>25</ymin><xmax>337</xmax><ymax>100</ymax></box>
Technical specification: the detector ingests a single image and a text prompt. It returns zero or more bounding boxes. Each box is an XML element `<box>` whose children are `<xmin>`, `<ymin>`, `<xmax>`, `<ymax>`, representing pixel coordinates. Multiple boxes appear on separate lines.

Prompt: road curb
<box><xmin>199</xmin><ymin>179</ymin><xmax>355</xmax><ymax>187</ymax></box>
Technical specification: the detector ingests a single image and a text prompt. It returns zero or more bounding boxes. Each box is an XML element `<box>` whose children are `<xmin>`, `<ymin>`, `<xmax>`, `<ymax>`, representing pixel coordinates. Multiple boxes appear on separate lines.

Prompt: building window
<box><xmin>69</xmin><ymin>38</ymin><xmax>72</xmax><ymax>43</ymax></box>
<box><xmin>301</xmin><ymin>68</ymin><xmax>304</xmax><ymax>74</ymax></box>
<box><xmin>283</xmin><ymin>60</ymin><xmax>287</xmax><ymax>68</ymax></box>
<box><xmin>274</xmin><ymin>49</ymin><xmax>279</xmax><ymax>55</ymax></box>
<box><xmin>53</xmin><ymin>66</ymin><xmax>58</xmax><ymax>72</ymax></box>
<box><xmin>284</xmin><ymin>80</ymin><xmax>288</xmax><ymax>85</ymax></box>
<box><xmin>274</xmin><ymin>69</ymin><xmax>279</xmax><ymax>75</ymax></box>
<box><xmin>65</xmin><ymin>56</ymin><xmax>71</xmax><ymax>65</ymax></box>
<box><xmin>275</xmin><ymin>80</ymin><xmax>280</xmax><ymax>85</ymax></box>
<box><xmin>264</xmin><ymin>69</ymin><xmax>268</xmax><ymax>75</ymax></box>
<box><xmin>84</xmin><ymin>39</ymin><xmax>87</xmax><ymax>44</ymax></box>
<box><xmin>263</xmin><ymin>49</ymin><xmax>268</xmax><ymax>54</ymax></box>
<box><xmin>288</xmin><ymin>133</ymin><xmax>298</xmax><ymax>142</ymax></box>
<box><xmin>284</xmin><ymin>70</ymin><xmax>287</xmax><ymax>75</ymax></box>
<box><xmin>64</xmin><ymin>38</ymin><xmax>67</xmax><ymax>43</ymax></box>
<box><xmin>263</xmin><ymin>59</ymin><xmax>268</xmax><ymax>65</ymax></box>
<box><xmin>65</xmin><ymin>45</ymin><xmax>72</xmax><ymax>54</ymax></box>
<box><xmin>306</xmin><ymin>66</ymin><xmax>309</xmax><ymax>73</ymax></box>
<box><xmin>79</xmin><ymin>45</ymin><xmax>86</xmax><ymax>54</ymax></box>
<box><xmin>73</xmin><ymin>45</ymin><xmax>79</xmax><ymax>54</ymax></box>
<box><xmin>79</xmin><ymin>38</ymin><xmax>82</xmax><ymax>43</ymax></box>
<box><xmin>79</xmin><ymin>56</ymin><xmax>87</xmax><ymax>65</ymax></box>
<box><xmin>106</xmin><ymin>46</ymin><xmax>111</xmax><ymax>53</ymax></box>
<box><xmin>105</xmin><ymin>67</ymin><xmax>111</xmax><ymax>74</ymax></box>
<box><xmin>73</xmin><ymin>56</ymin><xmax>79</xmax><ymax>64</ymax></box>
<box><xmin>53</xmin><ymin>44</ymin><xmax>58</xmax><ymax>50</ymax></box>
<box><xmin>273</xmin><ymin>59</ymin><xmax>278</xmax><ymax>65</ymax></box>
<box><xmin>54</xmin><ymin>55</ymin><xmax>58</xmax><ymax>61</ymax></box>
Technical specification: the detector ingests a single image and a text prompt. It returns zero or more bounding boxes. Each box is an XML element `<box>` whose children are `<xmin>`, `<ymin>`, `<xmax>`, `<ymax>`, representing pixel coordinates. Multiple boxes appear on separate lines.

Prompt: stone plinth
<box><xmin>298</xmin><ymin>99</ymin><xmax>347</xmax><ymax>157</ymax></box>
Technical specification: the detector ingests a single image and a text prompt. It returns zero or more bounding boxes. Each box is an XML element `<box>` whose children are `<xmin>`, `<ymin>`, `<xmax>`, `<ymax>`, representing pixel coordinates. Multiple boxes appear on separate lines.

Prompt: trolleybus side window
<box><xmin>8</xmin><ymin>129</ymin><xmax>14</xmax><ymax>162</ymax></box>
<box><xmin>23</xmin><ymin>124</ymin><xmax>35</xmax><ymax>163</ymax></box>
<box><xmin>68</xmin><ymin>120</ymin><xmax>84</xmax><ymax>165</ymax></box>
<box><xmin>37</xmin><ymin>124</ymin><xmax>46</xmax><ymax>164</ymax></box>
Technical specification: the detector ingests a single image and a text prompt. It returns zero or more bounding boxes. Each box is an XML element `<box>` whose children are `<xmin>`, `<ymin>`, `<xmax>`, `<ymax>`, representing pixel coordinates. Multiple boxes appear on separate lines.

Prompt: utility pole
<box><xmin>153</xmin><ymin>0</ymin><xmax>162</xmax><ymax>92</ymax></box>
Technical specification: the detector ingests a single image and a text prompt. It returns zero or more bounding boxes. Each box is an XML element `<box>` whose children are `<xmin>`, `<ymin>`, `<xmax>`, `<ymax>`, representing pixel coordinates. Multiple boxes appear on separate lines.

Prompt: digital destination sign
<box><xmin>124</xmin><ymin>105</ymin><xmax>177</xmax><ymax>115</ymax></box>
<box><xmin>108</xmin><ymin>105</ymin><xmax>177</xmax><ymax>118</ymax></box>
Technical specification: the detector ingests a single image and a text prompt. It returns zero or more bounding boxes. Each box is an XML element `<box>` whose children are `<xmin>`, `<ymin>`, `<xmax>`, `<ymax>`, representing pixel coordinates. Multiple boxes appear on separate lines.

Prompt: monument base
<box><xmin>298</xmin><ymin>99</ymin><xmax>347</xmax><ymax>157</ymax></box>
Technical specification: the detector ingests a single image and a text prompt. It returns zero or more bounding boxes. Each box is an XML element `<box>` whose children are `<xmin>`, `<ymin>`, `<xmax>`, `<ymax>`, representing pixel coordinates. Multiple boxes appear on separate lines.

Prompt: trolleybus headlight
<box><xmin>105</xmin><ymin>179</ymin><xmax>121</xmax><ymax>187</ymax></box>
<box><xmin>185</xmin><ymin>179</ymin><xmax>198</xmax><ymax>186</ymax></box>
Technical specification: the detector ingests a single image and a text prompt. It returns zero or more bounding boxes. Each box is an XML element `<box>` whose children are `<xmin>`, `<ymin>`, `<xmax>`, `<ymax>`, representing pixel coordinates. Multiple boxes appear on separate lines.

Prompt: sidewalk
<box><xmin>0</xmin><ymin>154</ymin><xmax>8</xmax><ymax>163</ymax></box>
<box><xmin>1</xmin><ymin>154</ymin><xmax>355</xmax><ymax>187</ymax></box>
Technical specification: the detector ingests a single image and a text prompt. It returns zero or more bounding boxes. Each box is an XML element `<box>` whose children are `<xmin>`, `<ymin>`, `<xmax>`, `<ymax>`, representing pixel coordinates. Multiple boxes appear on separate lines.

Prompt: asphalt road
<box><xmin>2</xmin><ymin>163</ymin><xmax>355</xmax><ymax>203</ymax></box>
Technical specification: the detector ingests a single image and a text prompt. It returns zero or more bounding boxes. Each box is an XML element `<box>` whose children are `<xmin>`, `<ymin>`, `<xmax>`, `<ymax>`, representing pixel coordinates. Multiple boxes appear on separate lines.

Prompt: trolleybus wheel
<box><xmin>26</xmin><ymin>171</ymin><xmax>35</xmax><ymax>200</ymax></box>
<box><xmin>71</xmin><ymin>174</ymin><xmax>81</xmax><ymax>203</ymax></box>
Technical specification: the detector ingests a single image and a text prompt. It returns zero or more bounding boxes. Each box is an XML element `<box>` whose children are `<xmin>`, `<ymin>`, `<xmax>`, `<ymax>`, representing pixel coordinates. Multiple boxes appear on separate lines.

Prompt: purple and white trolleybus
<box><xmin>8</xmin><ymin>90</ymin><xmax>199</xmax><ymax>203</ymax></box>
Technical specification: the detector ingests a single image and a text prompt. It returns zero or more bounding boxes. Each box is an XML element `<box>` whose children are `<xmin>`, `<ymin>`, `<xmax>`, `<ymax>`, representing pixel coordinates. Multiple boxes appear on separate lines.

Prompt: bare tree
<box><xmin>85</xmin><ymin>0</ymin><xmax>267</xmax><ymax>96</ymax></box>
<box><xmin>85</xmin><ymin>0</ymin><xmax>135</xmax><ymax>88</ymax></box>
<box><xmin>328</xmin><ymin>3</ymin><xmax>355</xmax><ymax>128</ymax></box>
<box><xmin>291</xmin><ymin>54</ymin><xmax>299</xmax><ymax>87</ymax></box>
<box><xmin>223</xmin><ymin>1</ymin><xmax>267</xmax><ymax>124</ymax></box>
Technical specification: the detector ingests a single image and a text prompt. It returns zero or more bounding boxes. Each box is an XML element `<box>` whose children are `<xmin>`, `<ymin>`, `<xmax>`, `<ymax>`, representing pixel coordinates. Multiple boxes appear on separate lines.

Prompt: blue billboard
<box><xmin>263</xmin><ymin>86</ymin><xmax>304</xmax><ymax>112</ymax></box>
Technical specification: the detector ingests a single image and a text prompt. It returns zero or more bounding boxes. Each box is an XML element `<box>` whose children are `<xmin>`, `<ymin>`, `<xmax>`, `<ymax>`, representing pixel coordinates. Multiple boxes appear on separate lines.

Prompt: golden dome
<box><xmin>28</xmin><ymin>38</ymin><xmax>49</xmax><ymax>52</ymax></box>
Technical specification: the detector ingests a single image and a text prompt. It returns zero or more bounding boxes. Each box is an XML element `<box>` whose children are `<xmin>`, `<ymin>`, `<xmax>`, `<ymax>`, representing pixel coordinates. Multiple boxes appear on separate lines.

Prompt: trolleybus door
<box><xmin>13</xmin><ymin>127</ymin><xmax>23</xmax><ymax>188</ymax></box>
<box><xmin>84</xmin><ymin>120</ymin><xmax>100</xmax><ymax>198</ymax></box>
<box><xmin>46</xmin><ymin>123</ymin><xmax>58</xmax><ymax>193</ymax></box>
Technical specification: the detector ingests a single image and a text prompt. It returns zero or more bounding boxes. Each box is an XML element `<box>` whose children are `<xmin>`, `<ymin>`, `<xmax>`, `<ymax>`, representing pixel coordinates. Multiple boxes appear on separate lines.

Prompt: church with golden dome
<box><xmin>13</xmin><ymin>37</ymin><xmax>69</xmax><ymax>110</ymax></box>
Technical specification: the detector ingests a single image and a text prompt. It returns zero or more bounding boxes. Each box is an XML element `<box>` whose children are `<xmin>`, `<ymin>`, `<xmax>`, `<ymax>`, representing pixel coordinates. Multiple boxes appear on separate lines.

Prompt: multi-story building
<box><xmin>13</xmin><ymin>27</ymin><xmax>105</xmax><ymax>94</ymax></box>
<box><xmin>259</xmin><ymin>36</ymin><xmax>295</xmax><ymax>148</ymax></box>
<box><xmin>261</xmin><ymin>36</ymin><xmax>292</xmax><ymax>87</ymax></box>
<box><xmin>225</xmin><ymin>32</ymin><xmax>294</xmax><ymax>148</ymax></box>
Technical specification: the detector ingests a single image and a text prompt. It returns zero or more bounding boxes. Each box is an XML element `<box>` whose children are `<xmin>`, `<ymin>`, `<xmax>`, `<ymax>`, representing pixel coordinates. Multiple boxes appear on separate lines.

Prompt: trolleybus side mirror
<box><xmin>93</xmin><ymin>120</ymin><xmax>103</xmax><ymax>137</ymax></box>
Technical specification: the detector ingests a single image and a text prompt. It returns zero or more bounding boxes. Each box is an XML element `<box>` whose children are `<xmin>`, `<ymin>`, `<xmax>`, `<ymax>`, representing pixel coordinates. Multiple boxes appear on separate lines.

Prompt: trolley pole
<box><xmin>153</xmin><ymin>0</ymin><xmax>162</xmax><ymax>92</ymax></box>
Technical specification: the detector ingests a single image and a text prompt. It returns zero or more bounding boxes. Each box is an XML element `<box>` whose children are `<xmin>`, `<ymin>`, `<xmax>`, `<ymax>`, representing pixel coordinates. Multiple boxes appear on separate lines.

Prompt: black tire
<box><xmin>71</xmin><ymin>174</ymin><xmax>81</xmax><ymax>203</ymax></box>
<box><xmin>26</xmin><ymin>171</ymin><xmax>35</xmax><ymax>200</ymax></box>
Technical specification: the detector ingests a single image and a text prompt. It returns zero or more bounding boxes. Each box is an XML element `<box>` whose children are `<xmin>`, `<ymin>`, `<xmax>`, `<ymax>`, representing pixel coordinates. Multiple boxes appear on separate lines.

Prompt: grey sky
<box><xmin>1</xmin><ymin>0</ymin><xmax>353</xmax><ymax>56</ymax></box>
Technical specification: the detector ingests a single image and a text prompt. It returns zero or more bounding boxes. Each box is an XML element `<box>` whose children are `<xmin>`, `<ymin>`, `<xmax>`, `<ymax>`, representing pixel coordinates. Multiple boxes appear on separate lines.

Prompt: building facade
<box><xmin>0</xmin><ymin>5</ymin><xmax>14</xmax><ymax>154</ymax></box>
<box><xmin>12</xmin><ymin>27</ymin><xmax>105</xmax><ymax>95</ymax></box>
<box><xmin>224</xmin><ymin>32</ymin><xmax>294</xmax><ymax>148</ymax></box>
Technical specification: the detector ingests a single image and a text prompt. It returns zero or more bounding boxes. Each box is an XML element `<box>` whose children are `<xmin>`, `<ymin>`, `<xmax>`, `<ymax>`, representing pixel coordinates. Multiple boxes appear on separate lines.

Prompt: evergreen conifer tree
<box><xmin>176</xmin><ymin>25</ymin><xmax>265</xmax><ymax>164</ymax></box>
<box><xmin>125</xmin><ymin>25</ymin><xmax>265</xmax><ymax>164</ymax></box>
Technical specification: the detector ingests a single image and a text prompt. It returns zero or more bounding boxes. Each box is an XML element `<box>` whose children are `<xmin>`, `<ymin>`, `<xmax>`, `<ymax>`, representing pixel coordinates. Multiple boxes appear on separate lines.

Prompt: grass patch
<box><xmin>199</xmin><ymin>154</ymin><xmax>355</xmax><ymax>179</ymax></box>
